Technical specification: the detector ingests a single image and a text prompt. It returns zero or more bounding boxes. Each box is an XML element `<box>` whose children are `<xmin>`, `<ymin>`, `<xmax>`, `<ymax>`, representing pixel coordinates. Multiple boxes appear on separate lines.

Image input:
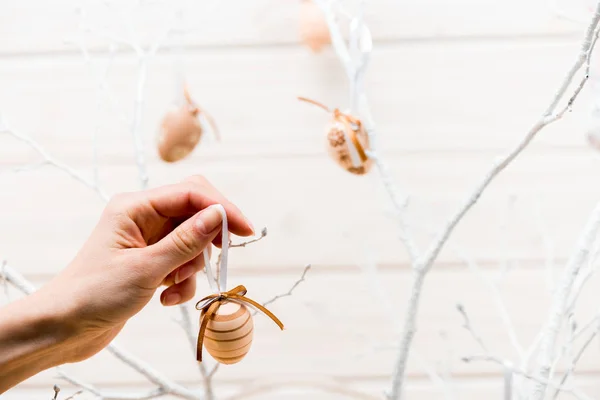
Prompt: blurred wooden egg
<box><xmin>326</xmin><ymin>118</ymin><xmax>373</xmax><ymax>175</ymax></box>
<box><xmin>203</xmin><ymin>302</ymin><xmax>254</xmax><ymax>365</ymax></box>
<box><xmin>587</xmin><ymin>126</ymin><xmax>600</xmax><ymax>150</ymax></box>
<box><xmin>299</xmin><ymin>0</ymin><xmax>331</xmax><ymax>52</ymax></box>
<box><xmin>157</xmin><ymin>102</ymin><xmax>203</xmax><ymax>163</ymax></box>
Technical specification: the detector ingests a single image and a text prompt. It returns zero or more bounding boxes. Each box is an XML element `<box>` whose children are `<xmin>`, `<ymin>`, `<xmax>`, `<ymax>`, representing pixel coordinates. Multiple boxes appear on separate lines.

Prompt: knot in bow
<box><xmin>195</xmin><ymin>285</ymin><xmax>284</xmax><ymax>362</ymax></box>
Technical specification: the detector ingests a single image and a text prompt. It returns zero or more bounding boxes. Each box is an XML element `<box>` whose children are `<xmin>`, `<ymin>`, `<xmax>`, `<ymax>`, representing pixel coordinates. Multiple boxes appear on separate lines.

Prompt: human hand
<box><xmin>35</xmin><ymin>175</ymin><xmax>254</xmax><ymax>364</ymax></box>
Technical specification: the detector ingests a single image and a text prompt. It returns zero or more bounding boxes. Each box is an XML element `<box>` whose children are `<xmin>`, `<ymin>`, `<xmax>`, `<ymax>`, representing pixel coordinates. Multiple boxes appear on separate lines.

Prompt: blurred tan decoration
<box><xmin>195</xmin><ymin>208</ymin><xmax>284</xmax><ymax>365</ymax></box>
<box><xmin>298</xmin><ymin>0</ymin><xmax>331</xmax><ymax>52</ymax></box>
<box><xmin>157</xmin><ymin>86</ymin><xmax>220</xmax><ymax>163</ymax></box>
<box><xmin>298</xmin><ymin>96</ymin><xmax>372</xmax><ymax>175</ymax></box>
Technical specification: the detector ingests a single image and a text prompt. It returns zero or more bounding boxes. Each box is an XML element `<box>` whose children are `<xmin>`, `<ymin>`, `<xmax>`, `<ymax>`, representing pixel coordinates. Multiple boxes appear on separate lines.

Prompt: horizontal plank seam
<box><xmin>0</xmin><ymin>33</ymin><xmax>581</xmax><ymax>59</ymax></box>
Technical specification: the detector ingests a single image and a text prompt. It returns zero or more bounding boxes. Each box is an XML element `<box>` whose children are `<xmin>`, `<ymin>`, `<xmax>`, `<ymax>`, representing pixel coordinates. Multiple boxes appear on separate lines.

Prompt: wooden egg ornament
<box><xmin>299</xmin><ymin>0</ymin><xmax>331</xmax><ymax>52</ymax></box>
<box><xmin>203</xmin><ymin>302</ymin><xmax>254</xmax><ymax>365</ymax></box>
<box><xmin>298</xmin><ymin>96</ymin><xmax>373</xmax><ymax>175</ymax></box>
<box><xmin>196</xmin><ymin>207</ymin><xmax>284</xmax><ymax>366</ymax></box>
<box><xmin>326</xmin><ymin>115</ymin><xmax>373</xmax><ymax>175</ymax></box>
<box><xmin>196</xmin><ymin>285</ymin><xmax>284</xmax><ymax>365</ymax></box>
<box><xmin>157</xmin><ymin>87</ymin><xmax>219</xmax><ymax>163</ymax></box>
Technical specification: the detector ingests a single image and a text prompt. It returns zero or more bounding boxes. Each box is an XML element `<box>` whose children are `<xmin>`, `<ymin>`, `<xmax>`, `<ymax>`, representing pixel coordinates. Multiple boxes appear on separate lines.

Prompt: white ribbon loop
<box><xmin>202</xmin><ymin>204</ymin><xmax>229</xmax><ymax>294</ymax></box>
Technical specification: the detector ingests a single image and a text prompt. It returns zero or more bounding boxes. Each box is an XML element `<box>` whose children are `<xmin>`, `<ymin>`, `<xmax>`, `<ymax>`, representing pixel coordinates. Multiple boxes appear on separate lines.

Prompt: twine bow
<box><xmin>194</xmin><ymin>204</ymin><xmax>284</xmax><ymax>363</ymax></box>
<box><xmin>195</xmin><ymin>284</ymin><xmax>284</xmax><ymax>362</ymax></box>
<box><xmin>184</xmin><ymin>85</ymin><xmax>221</xmax><ymax>141</ymax></box>
<box><xmin>297</xmin><ymin>96</ymin><xmax>369</xmax><ymax>167</ymax></box>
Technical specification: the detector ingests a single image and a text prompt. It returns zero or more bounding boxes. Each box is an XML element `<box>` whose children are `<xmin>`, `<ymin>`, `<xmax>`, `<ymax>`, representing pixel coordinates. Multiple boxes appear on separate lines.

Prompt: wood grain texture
<box><xmin>0</xmin><ymin>40</ymin><xmax>596</xmax><ymax>163</ymax></box>
<box><xmin>7</xmin><ymin>377</ymin><xmax>600</xmax><ymax>400</ymax></box>
<box><xmin>0</xmin><ymin>0</ymin><xmax>585</xmax><ymax>56</ymax></box>
<box><xmin>3</xmin><ymin>0</ymin><xmax>600</xmax><ymax>397</ymax></box>
<box><xmin>3</xmin><ymin>266</ymin><xmax>600</xmax><ymax>388</ymax></box>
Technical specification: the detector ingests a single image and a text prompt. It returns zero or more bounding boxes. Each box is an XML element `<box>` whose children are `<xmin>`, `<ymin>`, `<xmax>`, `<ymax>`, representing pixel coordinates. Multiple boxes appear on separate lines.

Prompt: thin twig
<box><xmin>552</xmin><ymin>331</ymin><xmax>598</xmax><ymax>399</ymax></box>
<box><xmin>63</xmin><ymin>390</ymin><xmax>84</xmax><ymax>400</ymax></box>
<box><xmin>462</xmin><ymin>356</ymin><xmax>592</xmax><ymax>400</ymax></box>
<box><xmin>176</xmin><ymin>304</ymin><xmax>215</xmax><ymax>400</ymax></box>
<box><xmin>0</xmin><ymin>125</ymin><xmax>109</xmax><ymax>202</ymax></box>
<box><xmin>389</xmin><ymin>4</ymin><xmax>600</xmax><ymax>397</ymax></box>
<box><xmin>224</xmin><ymin>379</ymin><xmax>378</xmax><ymax>400</ymax></box>
<box><xmin>259</xmin><ymin>264</ymin><xmax>311</xmax><ymax>310</ymax></box>
<box><xmin>456</xmin><ymin>303</ymin><xmax>488</xmax><ymax>352</ymax></box>
<box><xmin>230</xmin><ymin>227</ymin><xmax>268</xmax><ymax>248</ymax></box>
<box><xmin>531</xmin><ymin>202</ymin><xmax>600</xmax><ymax>399</ymax></box>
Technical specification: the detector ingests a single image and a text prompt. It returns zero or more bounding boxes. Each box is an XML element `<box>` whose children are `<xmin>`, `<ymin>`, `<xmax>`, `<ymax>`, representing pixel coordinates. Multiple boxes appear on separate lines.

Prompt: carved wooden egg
<box><xmin>157</xmin><ymin>103</ymin><xmax>203</xmax><ymax>163</ymax></box>
<box><xmin>299</xmin><ymin>0</ymin><xmax>331</xmax><ymax>52</ymax></box>
<box><xmin>326</xmin><ymin>119</ymin><xmax>373</xmax><ymax>175</ymax></box>
<box><xmin>204</xmin><ymin>302</ymin><xmax>254</xmax><ymax>365</ymax></box>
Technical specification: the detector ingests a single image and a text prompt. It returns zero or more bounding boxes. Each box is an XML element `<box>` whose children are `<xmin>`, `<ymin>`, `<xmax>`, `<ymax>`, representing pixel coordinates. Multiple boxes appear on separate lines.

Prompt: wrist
<box><xmin>0</xmin><ymin>288</ymin><xmax>76</xmax><ymax>393</ymax></box>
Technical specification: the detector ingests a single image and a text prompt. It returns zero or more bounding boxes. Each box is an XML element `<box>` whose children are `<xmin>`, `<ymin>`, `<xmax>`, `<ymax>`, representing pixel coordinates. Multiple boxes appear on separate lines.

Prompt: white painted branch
<box><xmin>388</xmin><ymin>3</ymin><xmax>600</xmax><ymax>397</ymax></box>
<box><xmin>443</xmin><ymin>242</ymin><xmax>525</xmax><ymax>361</ymax></box>
<box><xmin>0</xmin><ymin>124</ymin><xmax>109</xmax><ymax>202</ymax></box>
<box><xmin>313</xmin><ymin>0</ymin><xmax>418</xmax><ymax>263</ymax></box>
<box><xmin>229</xmin><ymin>227</ymin><xmax>268</xmax><ymax>248</ymax></box>
<box><xmin>456</xmin><ymin>303</ymin><xmax>488</xmax><ymax>353</ymax></box>
<box><xmin>131</xmin><ymin>57</ymin><xmax>150</xmax><ymax>189</ymax></box>
<box><xmin>551</xmin><ymin>331</ymin><xmax>597</xmax><ymax>399</ymax></box>
<box><xmin>177</xmin><ymin>304</ymin><xmax>215</xmax><ymax>400</ymax></box>
<box><xmin>462</xmin><ymin>356</ymin><xmax>593</xmax><ymax>400</ymax></box>
<box><xmin>530</xmin><ymin>202</ymin><xmax>600</xmax><ymax>399</ymax></box>
<box><xmin>259</xmin><ymin>264</ymin><xmax>311</xmax><ymax>309</ymax></box>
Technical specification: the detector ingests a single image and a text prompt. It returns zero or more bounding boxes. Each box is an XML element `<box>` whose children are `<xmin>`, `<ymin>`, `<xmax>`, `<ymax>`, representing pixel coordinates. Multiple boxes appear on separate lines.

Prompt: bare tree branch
<box><xmin>531</xmin><ymin>201</ymin><xmax>600</xmax><ymax>399</ymax></box>
<box><xmin>230</xmin><ymin>227</ymin><xmax>268</xmax><ymax>248</ymax></box>
<box><xmin>456</xmin><ymin>303</ymin><xmax>488</xmax><ymax>353</ymax></box>
<box><xmin>259</xmin><ymin>264</ymin><xmax>311</xmax><ymax>310</ymax></box>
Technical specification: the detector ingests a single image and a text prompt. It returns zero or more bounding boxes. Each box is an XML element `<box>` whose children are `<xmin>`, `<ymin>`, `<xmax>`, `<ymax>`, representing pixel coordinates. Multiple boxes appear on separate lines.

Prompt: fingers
<box><xmin>144</xmin><ymin>175</ymin><xmax>254</xmax><ymax>238</ymax></box>
<box><xmin>160</xmin><ymin>273</ymin><xmax>197</xmax><ymax>306</ymax></box>
<box><xmin>162</xmin><ymin>246</ymin><xmax>211</xmax><ymax>286</ymax></box>
<box><xmin>146</xmin><ymin>205</ymin><xmax>222</xmax><ymax>279</ymax></box>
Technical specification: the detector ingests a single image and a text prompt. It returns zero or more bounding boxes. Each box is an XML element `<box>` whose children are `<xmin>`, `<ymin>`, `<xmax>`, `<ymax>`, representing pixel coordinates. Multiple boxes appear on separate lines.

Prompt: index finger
<box><xmin>145</xmin><ymin>177</ymin><xmax>254</xmax><ymax>238</ymax></box>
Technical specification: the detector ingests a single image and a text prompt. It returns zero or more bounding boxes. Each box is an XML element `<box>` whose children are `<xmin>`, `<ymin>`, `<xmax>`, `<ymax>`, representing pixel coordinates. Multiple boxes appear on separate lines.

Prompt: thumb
<box><xmin>147</xmin><ymin>204</ymin><xmax>223</xmax><ymax>278</ymax></box>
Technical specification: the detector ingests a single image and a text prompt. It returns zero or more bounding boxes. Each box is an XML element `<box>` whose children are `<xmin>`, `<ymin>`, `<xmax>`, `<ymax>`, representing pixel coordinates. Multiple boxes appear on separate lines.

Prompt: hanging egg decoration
<box><xmin>202</xmin><ymin>302</ymin><xmax>254</xmax><ymax>365</ymax></box>
<box><xmin>298</xmin><ymin>96</ymin><xmax>373</xmax><ymax>175</ymax></box>
<box><xmin>298</xmin><ymin>0</ymin><xmax>331</xmax><ymax>53</ymax></box>
<box><xmin>157</xmin><ymin>86</ymin><xmax>219</xmax><ymax>163</ymax></box>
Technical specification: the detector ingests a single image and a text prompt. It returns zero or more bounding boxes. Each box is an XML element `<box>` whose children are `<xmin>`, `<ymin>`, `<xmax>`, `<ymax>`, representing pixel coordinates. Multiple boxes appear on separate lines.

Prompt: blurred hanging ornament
<box><xmin>157</xmin><ymin>86</ymin><xmax>219</xmax><ymax>163</ymax></box>
<box><xmin>298</xmin><ymin>96</ymin><xmax>373</xmax><ymax>175</ymax></box>
<box><xmin>299</xmin><ymin>0</ymin><xmax>331</xmax><ymax>52</ymax></box>
<box><xmin>586</xmin><ymin>103</ymin><xmax>600</xmax><ymax>150</ymax></box>
<box><xmin>195</xmin><ymin>205</ymin><xmax>284</xmax><ymax>364</ymax></box>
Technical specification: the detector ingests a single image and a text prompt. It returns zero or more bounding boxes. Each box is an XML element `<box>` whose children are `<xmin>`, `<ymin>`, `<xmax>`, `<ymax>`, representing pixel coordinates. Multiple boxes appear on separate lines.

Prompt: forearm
<box><xmin>0</xmin><ymin>288</ymin><xmax>72</xmax><ymax>393</ymax></box>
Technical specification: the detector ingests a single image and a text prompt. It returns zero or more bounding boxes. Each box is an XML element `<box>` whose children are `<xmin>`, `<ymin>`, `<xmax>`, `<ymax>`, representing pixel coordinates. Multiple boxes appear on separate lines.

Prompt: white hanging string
<box><xmin>345</xmin><ymin>13</ymin><xmax>372</xmax><ymax>169</ymax></box>
<box><xmin>202</xmin><ymin>204</ymin><xmax>229</xmax><ymax>294</ymax></box>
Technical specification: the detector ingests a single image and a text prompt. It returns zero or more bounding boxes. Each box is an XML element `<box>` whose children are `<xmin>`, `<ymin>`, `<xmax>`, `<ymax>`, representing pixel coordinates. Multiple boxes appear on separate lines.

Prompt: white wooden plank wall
<box><xmin>2</xmin><ymin>0</ymin><xmax>600</xmax><ymax>398</ymax></box>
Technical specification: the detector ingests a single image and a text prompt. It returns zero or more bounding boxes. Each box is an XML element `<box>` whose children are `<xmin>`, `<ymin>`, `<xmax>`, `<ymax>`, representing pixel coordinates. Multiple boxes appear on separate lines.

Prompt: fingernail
<box><xmin>245</xmin><ymin>217</ymin><xmax>255</xmax><ymax>235</ymax></box>
<box><xmin>163</xmin><ymin>293</ymin><xmax>181</xmax><ymax>306</ymax></box>
<box><xmin>174</xmin><ymin>265</ymin><xmax>195</xmax><ymax>285</ymax></box>
<box><xmin>195</xmin><ymin>205</ymin><xmax>222</xmax><ymax>234</ymax></box>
